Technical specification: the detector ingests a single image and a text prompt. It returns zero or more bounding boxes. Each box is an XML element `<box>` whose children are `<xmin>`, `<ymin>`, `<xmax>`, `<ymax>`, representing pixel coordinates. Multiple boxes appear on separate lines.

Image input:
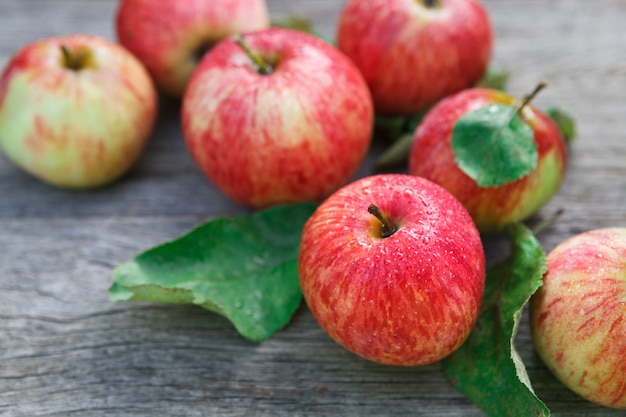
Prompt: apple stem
<box><xmin>514</xmin><ymin>81</ymin><xmax>548</xmax><ymax>114</ymax></box>
<box><xmin>421</xmin><ymin>0</ymin><xmax>442</xmax><ymax>8</ymax></box>
<box><xmin>368</xmin><ymin>204</ymin><xmax>397</xmax><ymax>238</ymax></box>
<box><xmin>233</xmin><ymin>35</ymin><xmax>272</xmax><ymax>75</ymax></box>
<box><xmin>61</xmin><ymin>44</ymin><xmax>88</xmax><ymax>71</ymax></box>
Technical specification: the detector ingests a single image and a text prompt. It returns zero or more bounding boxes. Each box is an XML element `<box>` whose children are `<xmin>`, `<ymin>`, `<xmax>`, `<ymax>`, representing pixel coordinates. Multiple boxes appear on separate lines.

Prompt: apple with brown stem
<box><xmin>181</xmin><ymin>28</ymin><xmax>374</xmax><ymax>208</ymax></box>
<box><xmin>298</xmin><ymin>174</ymin><xmax>486</xmax><ymax>366</ymax></box>
<box><xmin>0</xmin><ymin>34</ymin><xmax>157</xmax><ymax>189</ymax></box>
<box><xmin>409</xmin><ymin>84</ymin><xmax>568</xmax><ymax>233</ymax></box>
<box><xmin>336</xmin><ymin>0</ymin><xmax>493</xmax><ymax>116</ymax></box>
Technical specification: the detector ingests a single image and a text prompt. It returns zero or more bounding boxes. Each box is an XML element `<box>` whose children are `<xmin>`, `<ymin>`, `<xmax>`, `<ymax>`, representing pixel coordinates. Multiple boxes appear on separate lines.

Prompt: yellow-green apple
<box><xmin>298</xmin><ymin>174</ymin><xmax>486</xmax><ymax>366</ymax></box>
<box><xmin>116</xmin><ymin>0</ymin><xmax>270</xmax><ymax>98</ymax></box>
<box><xmin>409</xmin><ymin>86</ymin><xmax>567</xmax><ymax>233</ymax></box>
<box><xmin>181</xmin><ymin>28</ymin><xmax>374</xmax><ymax>208</ymax></box>
<box><xmin>529</xmin><ymin>228</ymin><xmax>626</xmax><ymax>409</ymax></box>
<box><xmin>0</xmin><ymin>34</ymin><xmax>157</xmax><ymax>189</ymax></box>
<box><xmin>336</xmin><ymin>0</ymin><xmax>493</xmax><ymax>116</ymax></box>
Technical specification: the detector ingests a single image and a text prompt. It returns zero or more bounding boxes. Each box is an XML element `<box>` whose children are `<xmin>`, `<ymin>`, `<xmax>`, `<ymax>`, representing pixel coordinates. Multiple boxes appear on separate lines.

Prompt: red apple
<box><xmin>336</xmin><ymin>0</ymin><xmax>493</xmax><ymax>116</ymax></box>
<box><xmin>529</xmin><ymin>228</ymin><xmax>626</xmax><ymax>409</ymax></box>
<box><xmin>409</xmin><ymin>87</ymin><xmax>567</xmax><ymax>233</ymax></box>
<box><xmin>116</xmin><ymin>0</ymin><xmax>270</xmax><ymax>98</ymax></box>
<box><xmin>298</xmin><ymin>174</ymin><xmax>486</xmax><ymax>366</ymax></box>
<box><xmin>0</xmin><ymin>34</ymin><xmax>157</xmax><ymax>189</ymax></box>
<box><xmin>181</xmin><ymin>28</ymin><xmax>374</xmax><ymax>208</ymax></box>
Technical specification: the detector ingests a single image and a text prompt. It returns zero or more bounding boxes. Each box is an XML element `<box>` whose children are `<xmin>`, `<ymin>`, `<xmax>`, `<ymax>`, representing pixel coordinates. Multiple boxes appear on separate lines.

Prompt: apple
<box><xmin>116</xmin><ymin>0</ymin><xmax>270</xmax><ymax>98</ymax></box>
<box><xmin>529</xmin><ymin>228</ymin><xmax>626</xmax><ymax>409</ymax></box>
<box><xmin>181</xmin><ymin>28</ymin><xmax>374</xmax><ymax>208</ymax></box>
<box><xmin>408</xmin><ymin>86</ymin><xmax>568</xmax><ymax>233</ymax></box>
<box><xmin>336</xmin><ymin>0</ymin><xmax>493</xmax><ymax>116</ymax></box>
<box><xmin>0</xmin><ymin>34</ymin><xmax>157</xmax><ymax>189</ymax></box>
<box><xmin>298</xmin><ymin>174</ymin><xmax>486</xmax><ymax>366</ymax></box>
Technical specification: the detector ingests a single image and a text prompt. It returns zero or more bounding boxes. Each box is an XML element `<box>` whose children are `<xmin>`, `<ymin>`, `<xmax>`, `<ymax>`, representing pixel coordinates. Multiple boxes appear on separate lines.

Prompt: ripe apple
<box><xmin>408</xmin><ymin>86</ymin><xmax>568</xmax><ymax>233</ymax></box>
<box><xmin>0</xmin><ymin>34</ymin><xmax>157</xmax><ymax>189</ymax></box>
<box><xmin>529</xmin><ymin>228</ymin><xmax>626</xmax><ymax>409</ymax></box>
<box><xmin>336</xmin><ymin>0</ymin><xmax>493</xmax><ymax>116</ymax></box>
<box><xmin>181</xmin><ymin>28</ymin><xmax>374</xmax><ymax>208</ymax></box>
<box><xmin>116</xmin><ymin>0</ymin><xmax>270</xmax><ymax>98</ymax></box>
<box><xmin>298</xmin><ymin>174</ymin><xmax>486</xmax><ymax>366</ymax></box>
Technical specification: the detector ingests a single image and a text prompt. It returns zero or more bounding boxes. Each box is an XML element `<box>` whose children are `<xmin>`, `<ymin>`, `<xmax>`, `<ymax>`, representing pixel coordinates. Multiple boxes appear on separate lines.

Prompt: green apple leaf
<box><xmin>546</xmin><ymin>107</ymin><xmax>576</xmax><ymax>143</ymax></box>
<box><xmin>442</xmin><ymin>223</ymin><xmax>550</xmax><ymax>417</ymax></box>
<box><xmin>476</xmin><ymin>65</ymin><xmax>510</xmax><ymax>91</ymax></box>
<box><xmin>271</xmin><ymin>15</ymin><xmax>314</xmax><ymax>33</ymax></box>
<box><xmin>373</xmin><ymin>110</ymin><xmax>428</xmax><ymax>171</ymax></box>
<box><xmin>270</xmin><ymin>15</ymin><xmax>332</xmax><ymax>44</ymax></box>
<box><xmin>452</xmin><ymin>103</ymin><xmax>538</xmax><ymax>187</ymax></box>
<box><xmin>109</xmin><ymin>203</ymin><xmax>317</xmax><ymax>342</ymax></box>
<box><xmin>373</xmin><ymin>114</ymin><xmax>408</xmax><ymax>143</ymax></box>
<box><xmin>374</xmin><ymin>133</ymin><xmax>414</xmax><ymax>171</ymax></box>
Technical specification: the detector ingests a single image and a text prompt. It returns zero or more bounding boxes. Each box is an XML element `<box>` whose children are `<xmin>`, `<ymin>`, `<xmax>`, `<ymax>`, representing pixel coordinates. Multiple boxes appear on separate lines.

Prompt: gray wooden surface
<box><xmin>1</xmin><ymin>0</ymin><xmax>625</xmax><ymax>416</ymax></box>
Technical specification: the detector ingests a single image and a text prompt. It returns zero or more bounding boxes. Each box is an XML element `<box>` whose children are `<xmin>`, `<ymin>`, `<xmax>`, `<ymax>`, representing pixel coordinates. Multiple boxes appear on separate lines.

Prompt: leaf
<box><xmin>271</xmin><ymin>14</ymin><xmax>314</xmax><ymax>33</ymax></box>
<box><xmin>373</xmin><ymin>114</ymin><xmax>408</xmax><ymax>143</ymax></box>
<box><xmin>476</xmin><ymin>65</ymin><xmax>510</xmax><ymax>91</ymax></box>
<box><xmin>442</xmin><ymin>223</ymin><xmax>550</xmax><ymax>417</ymax></box>
<box><xmin>374</xmin><ymin>133</ymin><xmax>414</xmax><ymax>171</ymax></box>
<box><xmin>452</xmin><ymin>104</ymin><xmax>538</xmax><ymax>187</ymax></box>
<box><xmin>271</xmin><ymin>15</ymin><xmax>332</xmax><ymax>44</ymax></box>
<box><xmin>109</xmin><ymin>203</ymin><xmax>317</xmax><ymax>342</ymax></box>
<box><xmin>546</xmin><ymin>107</ymin><xmax>576</xmax><ymax>144</ymax></box>
<box><xmin>373</xmin><ymin>110</ymin><xmax>428</xmax><ymax>170</ymax></box>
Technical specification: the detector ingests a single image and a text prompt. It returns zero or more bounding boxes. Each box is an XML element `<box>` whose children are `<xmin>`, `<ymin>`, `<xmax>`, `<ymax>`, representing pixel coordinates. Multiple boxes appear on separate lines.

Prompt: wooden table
<box><xmin>1</xmin><ymin>1</ymin><xmax>625</xmax><ymax>415</ymax></box>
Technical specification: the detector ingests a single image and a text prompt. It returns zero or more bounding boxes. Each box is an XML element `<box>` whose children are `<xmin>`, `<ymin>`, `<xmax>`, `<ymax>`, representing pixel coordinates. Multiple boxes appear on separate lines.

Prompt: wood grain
<box><xmin>1</xmin><ymin>1</ymin><xmax>625</xmax><ymax>416</ymax></box>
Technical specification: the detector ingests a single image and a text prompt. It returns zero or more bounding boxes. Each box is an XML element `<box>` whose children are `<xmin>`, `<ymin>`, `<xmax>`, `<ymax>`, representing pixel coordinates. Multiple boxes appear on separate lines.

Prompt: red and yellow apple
<box><xmin>336</xmin><ymin>0</ymin><xmax>493</xmax><ymax>116</ymax></box>
<box><xmin>181</xmin><ymin>28</ymin><xmax>374</xmax><ymax>208</ymax></box>
<box><xmin>0</xmin><ymin>34</ymin><xmax>157</xmax><ymax>189</ymax></box>
<box><xmin>529</xmin><ymin>228</ymin><xmax>626</xmax><ymax>409</ymax></box>
<box><xmin>409</xmin><ymin>87</ymin><xmax>567</xmax><ymax>233</ymax></box>
<box><xmin>116</xmin><ymin>0</ymin><xmax>270</xmax><ymax>98</ymax></box>
<box><xmin>298</xmin><ymin>174</ymin><xmax>486</xmax><ymax>366</ymax></box>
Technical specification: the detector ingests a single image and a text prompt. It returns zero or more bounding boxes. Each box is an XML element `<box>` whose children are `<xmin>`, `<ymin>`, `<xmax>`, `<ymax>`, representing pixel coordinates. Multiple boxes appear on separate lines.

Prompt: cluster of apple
<box><xmin>1</xmin><ymin>0</ymin><xmax>624</xmax><ymax>410</ymax></box>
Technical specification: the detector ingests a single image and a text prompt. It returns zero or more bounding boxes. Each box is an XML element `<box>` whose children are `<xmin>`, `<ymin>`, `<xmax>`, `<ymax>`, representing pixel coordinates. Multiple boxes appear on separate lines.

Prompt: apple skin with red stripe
<box><xmin>0</xmin><ymin>34</ymin><xmax>157</xmax><ymax>189</ymax></box>
<box><xmin>336</xmin><ymin>0</ymin><xmax>493</xmax><ymax>116</ymax></box>
<box><xmin>181</xmin><ymin>28</ymin><xmax>374</xmax><ymax>208</ymax></box>
<box><xmin>298</xmin><ymin>174</ymin><xmax>486</xmax><ymax>366</ymax></box>
<box><xmin>530</xmin><ymin>228</ymin><xmax>626</xmax><ymax>409</ymax></box>
<box><xmin>116</xmin><ymin>0</ymin><xmax>270</xmax><ymax>98</ymax></box>
<box><xmin>409</xmin><ymin>87</ymin><xmax>567</xmax><ymax>233</ymax></box>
